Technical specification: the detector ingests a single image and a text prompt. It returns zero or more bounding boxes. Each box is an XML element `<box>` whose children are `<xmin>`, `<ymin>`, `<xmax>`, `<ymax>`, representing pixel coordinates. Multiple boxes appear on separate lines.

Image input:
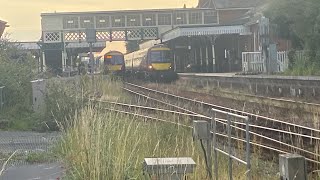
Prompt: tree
<box><xmin>125</xmin><ymin>40</ymin><xmax>149</xmax><ymax>53</ymax></box>
<box><xmin>125</xmin><ymin>40</ymin><xmax>140</xmax><ymax>53</ymax></box>
<box><xmin>265</xmin><ymin>0</ymin><xmax>320</xmax><ymax>74</ymax></box>
<box><xmin>0</xmin><ymin>36</ymin><xmax>36</xmax><ymax>111</ymax></box>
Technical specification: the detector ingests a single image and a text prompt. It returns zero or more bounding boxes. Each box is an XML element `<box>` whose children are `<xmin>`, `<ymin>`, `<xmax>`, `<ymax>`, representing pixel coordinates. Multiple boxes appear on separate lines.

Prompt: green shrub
<box><xmin>0</xmin><ymin>39</ymin><xmax>38</xmax><ymax>130</ymax></box>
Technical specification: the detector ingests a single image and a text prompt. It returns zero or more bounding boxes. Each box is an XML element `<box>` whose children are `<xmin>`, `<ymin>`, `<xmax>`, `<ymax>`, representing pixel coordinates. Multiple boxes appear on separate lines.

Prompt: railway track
<box><xmin>115</xmin><ymin>82</ymin><xmax>320</xmax><ymax>166</ymax></box>
<box><xmin>124</xmin><ymin>82</ymin><xmax>320</xmax><ymax>136</ymax></box>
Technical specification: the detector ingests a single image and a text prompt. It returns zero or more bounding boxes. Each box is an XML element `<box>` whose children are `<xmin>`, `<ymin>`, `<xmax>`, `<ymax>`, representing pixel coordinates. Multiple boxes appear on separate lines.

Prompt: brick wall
<box><xmin>218</xmin><ymin>9</ymin><xmax>250</xmax><ymax>25</ymax></box>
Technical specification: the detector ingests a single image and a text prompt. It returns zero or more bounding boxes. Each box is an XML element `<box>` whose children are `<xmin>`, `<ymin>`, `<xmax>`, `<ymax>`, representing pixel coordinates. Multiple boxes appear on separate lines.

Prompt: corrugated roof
<box><xmin>162</xmin><ymin>25</ymin><xmax>251</xmax><ymax>42</ymax></box>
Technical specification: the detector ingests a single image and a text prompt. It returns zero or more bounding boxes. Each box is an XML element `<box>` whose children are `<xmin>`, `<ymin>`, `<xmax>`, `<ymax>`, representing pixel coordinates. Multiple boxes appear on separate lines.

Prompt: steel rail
<box><xmin>105</xmin><ymin>105</ymin><xmax>320</xmax><ymax>165</ymax></box>
<box><xmin>98</xmin><ymin>97</ymin><xmax>319</xmax><ymax>158</ymax></box>
<box><xmin>125</xmin><ymin>84</ymin><xmax>320</xmax><ymax>141</ymax></box>
<box><xmin>123</xmin><ymin>87</ymin><xmax>201</xmax><ymax>116</ymax></box>
<box><xmin>214</xmin><ymin>118</ymin><xmax>320</xmax><ymax>159</ymax></box>
<box><xmin>103</xmin><ymin>107</ymin><xmax>193</xmax><ymax>128</ymax></box>
<box><xmin>124</xmin><ymin>84</ymin><xmax>320</xmax><ymax>140</ymax></box>
<box><xmin>94</xmin><ymin>99</ymin><xmax>205</xmax><ymax>118</ymax></box>
<box><xmin>125</xmin><ymin>82</ymin><xmax>320</xmax><ymax>135</ymax></box>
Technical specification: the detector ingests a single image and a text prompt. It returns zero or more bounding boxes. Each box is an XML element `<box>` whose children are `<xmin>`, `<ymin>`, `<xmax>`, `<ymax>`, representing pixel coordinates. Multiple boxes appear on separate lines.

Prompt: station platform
<box><xmin>177</xmin><ymin>73</ymin><xmax>320</xmax><ymax>101</ymax></box>
<box><xmin>178</xmin><ymin>73</ymin><xmax>320</xmax><ymax>81</ymax></box>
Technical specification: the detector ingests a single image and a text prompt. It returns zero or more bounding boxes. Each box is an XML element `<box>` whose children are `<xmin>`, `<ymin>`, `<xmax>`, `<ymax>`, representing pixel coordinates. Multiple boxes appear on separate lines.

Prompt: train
<box><xmin>98</xmin><ymin>51</ymin><xmax>125</xmax><ymax>75</ymax></box>
<box><xmin>124</xmin><ymin>44</ymin><xmax>177</xmax><ymax>81</ymax></box>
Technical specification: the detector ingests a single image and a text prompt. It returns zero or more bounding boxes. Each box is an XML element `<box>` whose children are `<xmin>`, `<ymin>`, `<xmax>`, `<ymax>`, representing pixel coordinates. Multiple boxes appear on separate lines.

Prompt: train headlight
<box><xmin>148</xmin><ymin>65</ymin><xmax>153</xmax><ymax>69</ymax></box>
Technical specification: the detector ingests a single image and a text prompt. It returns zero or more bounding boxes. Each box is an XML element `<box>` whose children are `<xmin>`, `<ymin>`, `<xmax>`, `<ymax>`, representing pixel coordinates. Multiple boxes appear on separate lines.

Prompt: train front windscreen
<box><xmin>150</xmin><ymin>51</ymin><xmax>171</xmax><ymax>63</ymax></box>
<box><xmin>104</xmin><ymin>55</ymin><xmax>124</xmax><ymax>65</ymax></box>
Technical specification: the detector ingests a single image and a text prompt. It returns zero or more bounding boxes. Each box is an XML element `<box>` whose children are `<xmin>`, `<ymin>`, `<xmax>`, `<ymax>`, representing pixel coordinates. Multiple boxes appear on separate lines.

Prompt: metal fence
<box><xmin>212</xmin><ymin>108</ymin><xmax>251</xmax><ymax>180</ymax></box>
<box><xmin>277</xmin><ymin>51</ymin><xmax>289</xmax><ymax>72</ymax></box>
<box><xmin>0</xmin><ymin>131</ymin><xmax>61</xmax><ymax>166</ymax></box>
<box><xmin>0</xmin><ymin>131</ymin><xmax>63</xmax><ymax>179</ymax></box>
<box><xmin>242</xmin><ymin>51</ymin><xmax>289</xmax><ymax>73</ymax></box>
<box><xmin>242</xmin><ymin>52</ymin><xmax>264</xmax><ymax>72</ymax></box>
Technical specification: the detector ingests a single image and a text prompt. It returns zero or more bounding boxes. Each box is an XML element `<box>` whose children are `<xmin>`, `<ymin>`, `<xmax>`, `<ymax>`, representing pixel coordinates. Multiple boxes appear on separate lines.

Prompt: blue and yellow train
<box><xmin>100</xmin><ymin>51</ymin><xmax>125</xmax><ymax>75</ymax></box>
<box><xmin>124</xmin><ymin>44</ymin><xmax>177</xmax><ymax>81</ymax></box>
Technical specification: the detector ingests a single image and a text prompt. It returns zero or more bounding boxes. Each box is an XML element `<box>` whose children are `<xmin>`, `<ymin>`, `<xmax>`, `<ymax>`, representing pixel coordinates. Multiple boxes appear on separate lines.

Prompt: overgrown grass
<box><xmin>54</xmin><ymin>78</ymin><xmax>281</xmax><ymax>179</ymax></box>
<box><xmin>284</xmin><ymin>60</ymin><xmax>320</xmax><ymax>76</ymax></box>
<box><xmin>59</xmin><ymin>108</ymin><xmax>201</xmax><ymax>179</ymax></box>
<box><xmin>38</xmin><ymin>75</ymin><xmax>127</xmax><ymax>131</ymax></box>
<box><xmin>58</xmin><ymin>107</ymin><xmax>280</xmax><ymax>179</ymax></box>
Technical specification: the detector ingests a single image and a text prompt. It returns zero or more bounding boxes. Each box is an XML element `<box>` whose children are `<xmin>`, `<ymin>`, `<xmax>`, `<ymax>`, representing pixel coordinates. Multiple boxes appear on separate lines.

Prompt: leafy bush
<box><xmin>265</xmin><ymin>0</ymin><xmax>320</xmax><ymax>75</ymax></box>
<box><xmin>0</xmin><ymin>38</ymin><xmax>38</xmax><ymax>130</ymax></box>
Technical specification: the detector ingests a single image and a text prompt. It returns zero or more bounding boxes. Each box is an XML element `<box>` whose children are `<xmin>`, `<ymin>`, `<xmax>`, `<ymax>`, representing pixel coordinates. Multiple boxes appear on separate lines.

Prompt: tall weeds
<box><xmin>59</xmin><ymin>107</ymin><xmax>208</xmax><ymax>179</ymax></box>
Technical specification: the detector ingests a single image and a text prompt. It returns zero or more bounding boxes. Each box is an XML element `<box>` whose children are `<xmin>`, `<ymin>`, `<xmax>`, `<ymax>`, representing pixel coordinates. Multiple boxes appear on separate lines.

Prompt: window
<box><xmin>174</xmin><ymin>12</ymin><xmax>187</xmax><ymax>25</ymax></box>
<box><xmin>104</xmin><ymin>55</ymin><xmax>124</xmax><ymax>65</ymax></box>
<box><xmin>143</xmin><ymin>14</ymin><xmax>156</xmax><ymax>26</ymax></box>
<box><xmin>150</xmin><ymin>51</ymin><xmax>171</xmax><ymax>62</ymax></box>
<box><xmin>158</xmin><ymin>14</ymin><xmax>172</xmax><ymax>25</ymax></box>
<box><xmin>127</xmin><ymin>14</ymin><xmax>141</xmax><ymax>27</ymax></box>
<box><xmin>80</xmin><ymin>16</ymin><xmax>94</xmax><ymax>28</ymax></box>
<box><xmin>96</xmin><ymin>16</ymin><xmax>110</xmax><ymax>28</ymax></box>
<box><xmin>111</xmin><ymin>15</ymin><xmax>125</xmax><ymax>27</ymax></box>
<box><xmin>63</xmin><ymin>17</ymin><xmax>79</xmax><ymax>29</ymax></box>
<box><xmin>204</xmin><ymin>11</ymin><xmax>218</xmax><ymax>24</ymax></box>
<box><xmin>189</xmin><ymin>12</ymin><xmax>202</xmax><ymax>24</ymax></box>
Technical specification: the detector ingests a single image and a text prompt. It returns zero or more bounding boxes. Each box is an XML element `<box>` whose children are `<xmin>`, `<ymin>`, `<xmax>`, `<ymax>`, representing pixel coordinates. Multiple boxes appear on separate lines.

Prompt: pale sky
<box><xmin>1</xmin><ymin>0</ymin><xmax>198</xmax><ymax>41</ymax></box>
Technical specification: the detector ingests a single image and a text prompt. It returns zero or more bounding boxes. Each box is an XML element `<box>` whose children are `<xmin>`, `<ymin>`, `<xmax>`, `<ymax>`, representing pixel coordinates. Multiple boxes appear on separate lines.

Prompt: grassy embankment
<box><xmin>56</xmin><ymin>76</ymin><xmax>279</xmax><ymax>180</ymax></box>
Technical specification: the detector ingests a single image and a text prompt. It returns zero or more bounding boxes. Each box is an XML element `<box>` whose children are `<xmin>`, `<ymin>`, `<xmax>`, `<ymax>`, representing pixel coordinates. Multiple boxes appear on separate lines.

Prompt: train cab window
<box><xmin>150</xmin><ymin>51</ymin><xmax>171</xmax><ymax>63</ymax></box>
<box><xmin>105</xmin><ymin>55</ymin><xmax>124</xmax><ymax>65</ymax></box>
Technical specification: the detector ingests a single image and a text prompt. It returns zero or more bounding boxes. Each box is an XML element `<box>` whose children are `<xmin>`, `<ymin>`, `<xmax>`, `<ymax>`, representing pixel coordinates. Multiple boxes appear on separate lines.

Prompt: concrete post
<box><xmin>0</xmin><ymin>86</ymin><xmax>4</xmax><ymax>110</ymax></box>
<box><xmin>212</xmin><ymin>44</ymin><xmax>216</xmax><ymax>72</ymax></box>
<box><xmin>31</xmin><ymin>79</ymin><xmax>46</xmax><ymax>114</ymax></box>
<box><xmin>42</xmin><ymin>51</ymin><xmax>46</xmax><ymax>72</ymax></box>
<box><xmin>200</xmin><ymin>47</ymin><xmax>203</xmax><ymax>72</ymax></box>
<box><xmin>173</xmin><ymin>52</ymin><xmax>177</xmax><ymax>71</ymax></box>
<box><xmin>279</xmin><ymin>154</ymin><xmax>307</xmax><ymax>180</ymax></box>
<box><xmin>206</xmin><ymin>46</ymin><xmax>209</xmax><ymax>73</ymax></box>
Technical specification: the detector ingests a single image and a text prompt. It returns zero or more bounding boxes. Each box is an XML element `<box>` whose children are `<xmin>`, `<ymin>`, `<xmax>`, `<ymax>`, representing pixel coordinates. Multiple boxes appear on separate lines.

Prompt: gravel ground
<box><xmin>0</xmin><ymin>163</ymin><xmax>65</xmax><ymax>180</ymax></box>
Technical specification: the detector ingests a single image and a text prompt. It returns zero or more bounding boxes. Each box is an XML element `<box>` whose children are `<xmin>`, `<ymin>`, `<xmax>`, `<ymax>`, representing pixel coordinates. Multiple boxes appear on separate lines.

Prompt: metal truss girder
<box><xmin>42</xmin><ymin>28</ymin><xmax>158</xmax><ymax>44</ymax></box>
<box><xmin>43</xmin><ymin>31</ymin><xmax>62</xmax><ymax>43</ymax></box>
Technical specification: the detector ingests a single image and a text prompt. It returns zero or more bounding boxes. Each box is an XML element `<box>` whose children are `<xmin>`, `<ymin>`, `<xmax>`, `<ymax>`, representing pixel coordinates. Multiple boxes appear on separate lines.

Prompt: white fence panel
<box><xmin>277</xmin><ymin>51</ymin><xmax>288</xmax><ymax>72</ymax></box>
<box><xmin>242</xmin><ymin>52</ymin><xmax>263</xmax><ymax>72</ymax></box>
<box><xmin>242</xmin><ymin>51</ymin><xmax>289</xmax><ymax>73</ymax></box>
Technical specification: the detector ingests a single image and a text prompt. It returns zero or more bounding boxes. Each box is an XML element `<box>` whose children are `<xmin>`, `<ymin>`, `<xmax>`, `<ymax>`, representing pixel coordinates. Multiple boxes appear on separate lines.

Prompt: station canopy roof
<box><xmin>161</xmin><ymin>25</ymin><xmax>251</xmax><ymax>42</ymax></box>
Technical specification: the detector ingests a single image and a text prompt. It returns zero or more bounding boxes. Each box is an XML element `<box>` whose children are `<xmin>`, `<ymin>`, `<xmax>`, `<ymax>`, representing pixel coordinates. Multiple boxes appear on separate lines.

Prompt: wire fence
<box><xmin>212</xmin><ymin>108</ymin><xmax>251</xmax><ymax>180</ymax></box>
<box><xmin>0</xmin><ymin>131</ymin><xmax>61</xmax><ymax>167</ymax></box>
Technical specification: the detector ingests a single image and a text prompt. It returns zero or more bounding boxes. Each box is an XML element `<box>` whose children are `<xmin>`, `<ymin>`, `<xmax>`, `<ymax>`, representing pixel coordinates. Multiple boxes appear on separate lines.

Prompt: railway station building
<box><xmin>40</xmin><ymin>0</ymin><xmax>288</xmax><ymax>74</ymax></box>
<box><xmin>162</xmin><ymin>0</ymin><xmax>270</xmax><ymax>73</ymax></box>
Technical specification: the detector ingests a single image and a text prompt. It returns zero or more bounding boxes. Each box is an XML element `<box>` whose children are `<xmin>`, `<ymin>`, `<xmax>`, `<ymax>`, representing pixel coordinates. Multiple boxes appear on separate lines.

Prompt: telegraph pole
<box><xmin>86</xmin><ymin>28</ymin><xmax>97</xmax><ymax>93</ymax></box>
